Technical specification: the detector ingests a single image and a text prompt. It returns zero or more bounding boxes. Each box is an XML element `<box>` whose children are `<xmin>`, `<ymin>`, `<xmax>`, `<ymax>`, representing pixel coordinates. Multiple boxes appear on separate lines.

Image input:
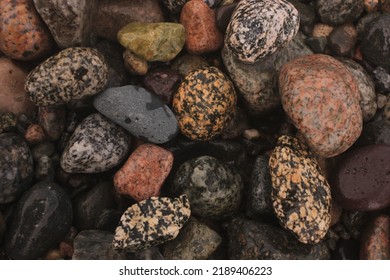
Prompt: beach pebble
<box><xmin>360</xmin><ymin>215</ymin><xmax>390</xmax><ymax>260</ymax></box>
<box><xmin>356</xmin><ymin>120</ymin><xmax>390</xmax><ymax>146</ymax></box>
<box><xmin>328</xmin><ymin>24</ymin><xmax>357</xmax><ymax>56</ymax></box>
<box><xmin>143</xmin><ymin>68</ymin><xmax>181</xmax><ymax>104</ymax></box>
<box><xmin>123</xmin><ymin>50</ymin><xmax>148</xmax><ymax>76</ymax></box>
<box><xmin>316</xmin><ymin>0</ymin><xmax>364</xmax><ymax>26</ymax></box>
<box><xmin>171</xmin><ymin>54</ymin><xmax>209</xmax><ymax>76</ymax></box>
<box><xmin>38</xmin><ymin>106</ymin><xmax>66</xmax><ymax>141</ymax></box>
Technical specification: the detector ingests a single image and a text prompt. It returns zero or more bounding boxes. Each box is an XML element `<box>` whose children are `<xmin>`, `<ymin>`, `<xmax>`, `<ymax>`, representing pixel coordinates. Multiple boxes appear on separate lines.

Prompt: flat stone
<box><xmin>360</xmin><ymin>215</ymin><xmax>390</xmax><ymax>260</ymax></box>
<box><xmin>38</xmin><ymin>106</ymin><xmax>66</xmax><ymax>141</ymax></box>
<box><xmin>316</xmin><ymin>0</ymin><xmax>364</xmax><ymax>26</ymax></box>
<box><xmin>93</xmin><ymin>85</ymin><xmax>179</xmax><ymax>144</ymax></box>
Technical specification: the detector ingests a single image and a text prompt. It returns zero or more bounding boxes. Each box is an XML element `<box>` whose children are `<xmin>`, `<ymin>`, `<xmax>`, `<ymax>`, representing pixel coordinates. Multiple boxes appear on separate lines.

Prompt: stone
<box><xmin>172</xmin><ymin>155</ymin><xmax>243</xmax><ymax>219</ymax></box>
<box><xmin>0</xmin><ymin>113</ymin><xmax>18</xmax><ymax>133</ymax></box>
<box><xmin>118</xmin><ymin>22</ymin><xmax>185</xmax><ymax>62</ymax></box>
<box><xmin>279</xmin><ymin>54</ymin><xmax>362</xmax><ymax>157</ymax></box>
<box><xmin>360</xmin><ymin>215</ymin><xmax>390</xmax><ymax>260</ymax></box>
<box><xmin>332</xmin><ymin>238</ymin><xmax>360</xmax><ymax>260</ymax></box>
<box><xmin>38</xmin><ymin>106</ymin><xmax>66</xmax><ymax>141</ymax></box>
<box><xmin>24</xmin><ymin>124</ymin><xmax>46</xmax><ymax>145</ymax></box>
<box><xmin>171</xmin><ymin>53</ymin><xmax>209</xmax><ymax>76</ymax></box>
<box><xmin>93</xmin><ymin>0</ymin><xmax>165</xmax><ymax>42</ymax></box>
<box><xmin>269</xmin><ymin>135</ymin><xmax>331</xmax><ymax>244</ymax></box>
<box><xmin>384</xmin><ymin>98</ymin><xmax>390</xmax><ymax>122</ymax></box>
<box><xmin>364</xmin><ymin>0</ymin><xmax>379</xmax><ymax>12</ymax></box>
<box><xmin>94</xmin><ymin>85</ymin><xmax>179</xmax><ymax>144</ymax></box>
<box><xmin>34</xmin><ymin>155</ymin><xmax>55</xmax><ymax>181</ymax></box>
<box><xmin>227</xmin><ymin>218</ymin><xmax>330</xmax><ymax>260</ymax></box>
<box><xmin>0</xmin><ymin>57</ymin><xmax>37</xmax><ymax>117</ymax></box>
<box><xmin>180</xmin><ymin>0</ymin><xmax>223</xmax><ymax>54</ymax></box>
<box><xmin>143</xmin><ymin>68</ymin><xmax>181</xmax><ymax>104</ymax></box>
<box><xmin>316</xmin><ymin>0</ymin><xmax>364</xmax><ymax>26</ymax></box>
<box><xmin>328</xmin><ymin>24</ymin><xmax>358</xmax><ymax>56</ymax></box>
<box><xmin>356</xmin><ymin>12</ymin><xmax>381</xmax><ymax>40</ymax></box>
<box><xmin>162</xmin><ymin>0</ymin><xmax>187</xmax><ymax>13</ymax></box>
<box><xmin>372</xmin><ymin>67</ymin><xmax>390</xmax><ymax>93</ymax></box>
<box><xmin>60</xmin><ymin>113</ymin><xmax>130</xmax><ymax>173</ymax></box>
<box><xmin>123</xmin><ymin>50</ymin><xmax>148</xmax><ymax>76</ymax></box>
<box><xmin>215</xmin><ymin>3</ymin><xmax>238</xmax><ymax>33</ymax></box>
<box><xmin>4</xmin><ymin>181</ymin><xmax>72</xmax><ymax>259</ymax></box>
<box><xmin>33</xmin><ymin>0</ymin><xmax>98</xmax><ymax>48</ymax></box>
<box><xmin>312</xmin><ymin>23</ymin><xmax>333</xmax><ymax>38</ymax></box>
<box><xmin>0</xmin><ymin>0</ymin><xmax>53</xmax><ymax>60</ymax></box>
<box><xmin>361</xmin><ymin>14</ymin><xmax>390</xmax><ymax>70</ymax></box>
<box><xmin>377</xmin><ymin>94</ymin><xmax>388</xmax><ymax>109</ymax></box>
<box><xmin>305</xmin><ymin>37</ymin><xmax>328</xmax><ymax>54</ymax></box>
<box><xmin>356</xmin><ymin>120</ymin><xmax>390</xmax><ymax>146</ymax></box>
<box><xmin>172</xmin><ymin>66</ymin><xmax>237</xmax><ymax>141</ymax></box>
<box><xmin>225</xmin><ymin>0</ymin><xmax>299</xmax><ymax>63</ymax></box>
<box><xmin>114</xmin><ymin>144</ymin><xmax>173</xmax><ymax>201</ymax></box>
<box><xmin>113</xmin><ymin>195</ymin><xmax>191</xmax><ymax>252</ymax></box>
<box><xmin>162</xmin><ymin>217</ymin><xmax>221</xmax><ymax>260</ymax></box>
<box><xmin>0</xmin><ymin>133</ymin><xmax>33</xmax><ymax>204</ymax></box>
<box><xmin>288</xmin><ymin>0</ymin><xmax>315</xmax><ymax>35</ymax></box>
<box><xmin>25</xmin><ymin>47</ymin><xmax>109</xmax><ymax>106</ymax></box>
<box><xmin>0</xmin><ymin>211</ymin><xmax>5</xmax><ymax>242</ymax></box>
<box><xmin>332</xmin><ymin>144</ymin><xmax>390</xmax><ymax>211</ymax></box>
<box><xmin>220</xmin><ymin>107</ymin><xmax>250</xmax><ymax>139</ymax></box>
<box><xmin>31</xmin><ymin>141</ymin><xmax>56</xmax><ymax>161</ymax></box>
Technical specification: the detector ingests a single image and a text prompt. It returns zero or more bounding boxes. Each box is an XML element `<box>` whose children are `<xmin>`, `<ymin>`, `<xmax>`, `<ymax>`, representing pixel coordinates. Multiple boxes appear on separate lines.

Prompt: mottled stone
<box><xmin>123</xmin><ymin>50</ymin><xmax>148</xmax><ymax>76</ymax></box>
<box><xmin>227</xmin><ymin>218</ymin><xmax>330</xmax><ymax>259</ymax></box>
<box><xmin>162</xmin><ymin>0</ymin><xmax>187</xmax><ymax>13</ymax></box>
<box><xmin>316</xmin><ymin>0</ymin><xmax>364</xmax><ymax>26</ymax></box>
<box><xmin>60</xmin><ymin>113</ymin><xmax>130</xmax><ymax>173</ymax></box>
<box><xmin>215</xmin><ymin>3</ymin><xmax>238</xmax><ymax>33</ymax></box>
<box><xmin>114</xmin><ymin>144</ymin><xmax>173</xmax><ymax>201</ymax></box>
<box><xmin>38</xmin><ymin>106</ymin><xmax>66</xmax><ymax>141</ymax></box>
<box><xmin>372</xmin><ymin>67</ymin><xmax>390</xmax><ymax>93</ymax></box>
<box><xmin>118</xmin><ymin>22</ymin><xmax>185</xmax><ymax>62</ymax></box>
<box><xmin>0</xmin><ymin>0</ymin><xmax>53</xmax><ymax>60</ymax></box>
<box><xmin>0</xmin><ymin>133</ymin><xmax>33</xmax><ymax>204</ymax></box>
<box><xmin>113</xmin><ymin>195</ymin><xmax>191</xmax><ymax>252</ymax></box>
<box><xmin>225</xmin><ymin>0</ymin><xmax>299</xmax><ymax>63</ymax></box>
<box><xmin>94</xmin><ymin>85</ymin><xmax>179</xmax><ymax>144</ymax></box>
<box><xmin>4</xmin><ymin>181</ymin><xmax>72</xmax><ymax>259</ymax></box>
<box><xmin>332</xmin><ymin>144</ymin><xmax>390</xmax><ymax>211</ymax></box>
<box><xmin>360</xmin><ymin>215</ymin><xmax>390</xmax><ymax>260</ymax></box>
<box><xmin>24</xmin><ymin>124</ymin><xmax>46</xmax><ymax>145</ymax></box>
<box><xmin>26</xmin><ymin>47</ymin><xmax>109</xmax><ymax>106</ymax></box>
<box><xmin>143</xmin><ymin>68</ymin><xmax>181</xmax><ymax>104</ymax></box>
<box><xmin>172</xmin><ymin>66</ymin><xmax>236</xmax><ymax>141</ymax></box>
<box><xmin>329</xmin><ymin>24</ymin><xmax>357</xmax><ymax>56</ymax></box>
<box><xmin>269</xmin><ymin>135</ymin><xmax>331</xmax><ymax>244</ymax></box>
<box><xmin>312</xmin><ymin>23</ymin><xmax>334</xmax><ymax>38</ymax></box>
<box><xmin>172</xmin><ymin>155</ymin><xmax>243</xmax><ymax>219</ymax></box>
<box><xmin>33</xmin><ymin>0</ymin><xmax>98</xmax><ymax>48</ymax></box>
<box><xmin>279</xmin><ymin>54</ymin><xmax>362</xmax><ymax>157</ymax></box>
<box><xmin>171</xmin><ymin>53</ymin><xmax>209</xmax><ymax>76</ymax></box>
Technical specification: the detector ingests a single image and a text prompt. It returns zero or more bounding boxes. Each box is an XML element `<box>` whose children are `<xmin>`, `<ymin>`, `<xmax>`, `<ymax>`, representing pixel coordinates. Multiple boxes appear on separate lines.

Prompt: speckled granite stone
<box><xmin>25</xmin><ymin>47</ymin><xmax>109</xmax><ymax>106</ymax></box>
<box><xmin>316</xmin><ymin>0</ymin><xmax>364</xmax><ymax>26</ymax></box>
<box><xmin>60</xmin><ymin>113</ymin><xmax>130</xmax><ymax>173</ymax></box>
<box><xmin>114</xmin><ymin>144</ymin><xmax>173</xmax><ymax>201</ymax></box>
<box><xmin>225</xmin><ymin>0</ymin><xmax>299</xmax><ymax>63</ymax></box>
<box><xmin>113</xmin><ymin>195</ymin><xmax>191</xmax><ymax>252</ymax></box>
<box><xmin>269</xmin><ymin>135</ymin><xmax>331</xmax><ymax>244</ymax></box>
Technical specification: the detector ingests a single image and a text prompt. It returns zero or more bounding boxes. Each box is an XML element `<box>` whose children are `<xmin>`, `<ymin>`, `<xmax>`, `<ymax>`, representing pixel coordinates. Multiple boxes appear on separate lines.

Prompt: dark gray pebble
<box><xmin>316</xmin><ymin>0</ymin><xmax>364</xmax><ymax>26</ymax></box>
<box><xmin>332</xmin><ymin>238</ymin><xmax>360</xmax><ymax>260</ymax></box>
<box><xmin>356</xmin><ymin>120</ymin><xmax>390</xmax><ymax>146</ymax></box>
<box><xmin>34</xmin><ymin>155</ymin><xmax>55</xmax><ymax>181</ymax></box>
<box><xmin>372</xmin><ymin>67</ymin><xmax>390</xmax><ymax>93</ymax></box>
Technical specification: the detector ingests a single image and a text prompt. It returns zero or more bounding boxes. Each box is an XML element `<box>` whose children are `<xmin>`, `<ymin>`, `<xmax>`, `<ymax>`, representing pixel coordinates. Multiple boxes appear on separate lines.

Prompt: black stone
<box><xmin>95</xmin><ymin>209</ymin><xmax>123</xmax><ymax>232</ymax></box>
<box><xmin>355</xmin><ymin>120</ymin><xmax>390</xmax><ymax>147</ymax></box>
<box><xmin>215</xmin><ymin>3</ymin><xmax>238</xmax><ymax>33</ymax></box>
<box><xmin>372</xmin><ymin>67</ymin><xmax>390</xmax><ymax>93</ymax></box>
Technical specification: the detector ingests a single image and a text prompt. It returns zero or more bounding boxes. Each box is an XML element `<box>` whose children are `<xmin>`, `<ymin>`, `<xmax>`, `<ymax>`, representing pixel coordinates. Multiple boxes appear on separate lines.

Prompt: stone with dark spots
<box><xmin>328</xmin><ymin>24</ymin><xmax>358</xmax><ymax>56</ymax></box>
<box><xmin>360</xmin><ymin>215</ymin><xmax>390</xmax><ymax>260</ymax></box>
<box><xmin>94</xmin><ymin>85</ymin><xmax>179</xmax><ymax>144</ymax></box>
<box><xmin>332</xmin><ymin>144</ymin><xmax>390</xmax><ymax>212</ymax></box>
<box><xmin>227</xmin><ymin>217</ymin><xmax>330</xmax><ymax>260</ymax></box>
<box><xmin>332</xmin><ymin>238</ymin><xmax>360</xmax><ymax>260</ymax></box>
<box><xmin>316</xmin><ymin>0</ymin><xmax>364</xmax><ymax>26</ymax></box>
<box><xmin>4</xmin><ymin>181</ymin><xmax>72</xmax><ymax>259</ymax></box>
<box><xmin>38</xmin><ymin>106</ymin><xmax>66</xmax><ymax>141</ymax></box>
<box><xmin>0</xmin><ymin>133</ymin><xmax>33</xmax><ymax>204</ymax></box>
<box><xmin>143</xmin><ymin>68</ymin><xmax>181</xmax><ymax>104</ymax></box>
<box><xmin>215</xmin><ymin>3</ymin><xmax>238</xmax><ymax>33</ymax></box>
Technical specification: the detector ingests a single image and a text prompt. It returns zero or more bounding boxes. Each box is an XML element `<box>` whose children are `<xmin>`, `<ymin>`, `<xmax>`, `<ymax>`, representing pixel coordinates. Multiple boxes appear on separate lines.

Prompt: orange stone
<box><xmin>24</xmin><ymin>124</ymin><xmax>46</xmax><ymax>145</ymax></box>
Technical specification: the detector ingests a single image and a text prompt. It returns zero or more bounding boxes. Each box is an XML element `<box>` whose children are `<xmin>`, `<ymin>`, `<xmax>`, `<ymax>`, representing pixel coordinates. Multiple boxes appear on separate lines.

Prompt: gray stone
<box><xmin>356</xmin><ymin>120</ymin><xmax>390</xmax><ymax>146</ymax></box>
<box><xmin>316</xmin><ymin>0</ymin><xmax>364</xmax><ymax>26</ymax></box>
<box><xmin>34</xmin><ymin>155</ymin><xmax>55</xmax><ymax>181</ymax></box>
<box><xmin>373</xmin><ymin>67</ymin><xmax>390</xmax><ymax>93</ymax></box>
<box><xmin>171</xmin><ymin>53</ymin><xmax>209</xmax><ymax>77</ymax></box>
<box><xmin>31</xmin><ymin>141</ymin><xmax>56</xmax><ymax>161</ymax></box>
<box><xmin>60</xmin><ymin>113</ymin><xmax>130</xmax><ymax>173</ymax></box>
<box><xmin>305</xmin><ymin>36</ymin><xmax>328</xmax><ymax>54</ymax></box>
<box><xmin>94</xmin><ymin>85</ymin><xmax>179</xmax><ymax>144</ymax></box>
<box><xmin>356</xmin><ymin>12</ymin><xmax>381</xmax><ymax>40</ymax></box>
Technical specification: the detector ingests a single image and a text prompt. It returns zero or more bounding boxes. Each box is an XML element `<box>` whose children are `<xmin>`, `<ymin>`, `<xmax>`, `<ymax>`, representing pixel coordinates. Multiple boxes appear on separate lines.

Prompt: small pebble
<box><xmin>377</xmin><ymin>94</ymin><xmax>388</xmax><ymax>109</ymax></box>
<box><xmin>37</xmin><ymin>106</ymin><xmax>66</xmax><ymax>141</ymax></box>
<box><xmin>143</xmin><ymin>68</ymin><xmax>181</xmax><ymax>104</ymax></box>
<box><xmin>123</xmin><ymin>50</ymin><xmax>148</xmax><ymax>76</ymax></box>
<box><xmin>360</xmin><ymin>215</ymin><xmax>390</xmax><ymax>260</ymax></box>
<box><xmin>34</xmin><ymin>155</ymin><xmax>55</xmax><ymax>180</ymax></box>
<box><xmin>24</xmin><ymin>124</ymin><xmax>46</xmax><ymax>145</ymax></box>
<box><xmin>316</xmin><ymin>0</ymin><xmax>364</xmax><ymax>26</ymax></box>
<box><xmin>364</xmin><ymin>0</ymin><xmax>379</xmax><ymax>12</ymax></box>
<box><xmin>215</xmin><ymin>3</ymin><xmax>238</xmax><ymax>33</ymax></box>
<box><xmin>312</xmin><ymin>23</ymin><xmax>334</xmax><ymax>38</ymax></box>
<box><xmin>171</xmin><ymin>53</ymin><xmax>209</xmax><ymax>76</ymax></box>
<box><xmin>372</xmin><ymin>66</ymin><xmax>390</xmax><ymax>93</ymax></box>
<box><xmin>329</xmin><ymin>24</ymin><xmax>357</xmax><ymax>56</ymax></box>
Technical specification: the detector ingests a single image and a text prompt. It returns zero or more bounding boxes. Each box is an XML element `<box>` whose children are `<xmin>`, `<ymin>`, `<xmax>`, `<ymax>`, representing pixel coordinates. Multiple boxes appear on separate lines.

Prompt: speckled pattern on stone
<box><xmin>172</xmin><ymin>66</ymin><xmax>236</xmax><ymax>141</ymax></box>
<box><xmin>225</xmin><ymin>0</ymin><xmax>300</xmax><ymax>63</ymax></box>
<box><xmin>269</xmin><ymin>135</ymin><xmax>331</xmax><ymax>244</ymax></box>
<box><xmin>112</xmin><ymin>195</ymin><xmax>191</xmax><ymax>252</ymax></box>
<box><xmin>25</xmin><ymin>47</ymin><xmax>109</xmax><ymax>106</ymax></box>
<box><xmin>316</xmin><ymin>0</ymin><xmax>364</xmax><ymax>26</ymax></box>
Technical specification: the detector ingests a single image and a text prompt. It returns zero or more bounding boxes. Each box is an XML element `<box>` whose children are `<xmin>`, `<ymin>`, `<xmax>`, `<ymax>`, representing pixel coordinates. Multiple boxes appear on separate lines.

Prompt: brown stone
<box><xmin>364</xmin><ymin>0</ymin><xmax>379</xmax><ymax>12</ymax></box>
<box><xmin>330</xmin><ymin>200</ymin><xmax>343</xmax><ymax>227</ymax></box>
<box><xmin>180</xmin><ymin>0</ymin><xmax>223</xmax><ymax>54</ymax></box>
<box><xmin>171</xmin><ymin>53</ymin><xmax>209</xmax><ymax>76</ymax></box>
<box><xmin>329</xmin><ymin>24</ymin><xmax>358</xmax><ymax>56</ymax></box>
<box><xmin>123</xmin><ymin>50</ymin><xmax>148</xmax><ymax>76</ymax></box>
<box><xmin>24</xmin><ymin>124</ymin><xmax>46</xmax><ymax>145</ymax></box>
<box><xmin>312</xmin><ymin>23</ymin><xmax>333</xmax><ymax>38</ymax></box>
<box><xmin>114</xmin><ymin>144</ymin><xmax>173</xmax><ymax>201</ymax></box>
<box><xmin>43</xmin><ymin>249</ymin><xmax>63</xmax><ymax>260</ymax></box>
<box><xmin>59</xmin><ymin>240</ymin><xmax>74</xmax><ymax>259</ymax></box>
<box><xmin>38</xmin><ymin>106</ymin><xmax>66</xmax><ymax>141</ymax></box>
<box><xmin>360</xmin><ymin>215</ymin><xmax>390</xmax><ymax>260</ymax></box>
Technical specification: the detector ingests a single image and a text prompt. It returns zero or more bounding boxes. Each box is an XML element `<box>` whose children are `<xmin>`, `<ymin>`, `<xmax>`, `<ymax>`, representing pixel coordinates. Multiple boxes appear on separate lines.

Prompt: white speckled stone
<box><xmin>60</xmin><ymin>113</ymin><xmax>130</xmax><ymax>173</ymax></box>
<box><xmin>225</xmin><ymin>0</ymin><xmax>300</xmax><ymax>63</ymax></box>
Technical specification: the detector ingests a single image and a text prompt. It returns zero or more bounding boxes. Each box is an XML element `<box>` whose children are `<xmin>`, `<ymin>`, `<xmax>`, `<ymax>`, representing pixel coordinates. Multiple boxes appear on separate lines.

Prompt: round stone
<box><xmin>316</xmin><ymin>0</ymin><xmax>364</xmax><ymax>26</ymax></box>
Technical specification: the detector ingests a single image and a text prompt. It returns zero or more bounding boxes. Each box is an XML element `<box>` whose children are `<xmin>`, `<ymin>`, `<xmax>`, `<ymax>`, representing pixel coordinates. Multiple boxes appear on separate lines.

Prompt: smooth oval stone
<box><xmin>113</xmin><ymin>195</ymin><xmax>191</xmax><ymax>252</ymax></box>
<box><xmin>94</xmin><ymin>85</ymin><xmax>179</xmax><ymax>144</ymax></box>
<box><xmin>316</xmin><ymin>0</ymin><xmax>364</xmax><ymax>26</ymax></box>
<box><xmin>60</xmin><ymin>113</ymin><xmax>130</xmax><ymax>173</ymax></box>
<box><xmin>0</xmin><ymin>133</ymin><xmax>33</xmax><ymax>204</ymax></box>
<box><xmin>172</xmin><ymin>155</ymin><xmax>243</xmax><ymax>219</ymax></box>
<box><xmin>225</xmin><ymin>0</ymin><xmax>299</xmax><ymax>63</ymax></box>
<box><xmin>269</xmin><ymin>135</ymin><xmax>331</xmax><ymax>244</ymax></box>
<box><xmin>123</xmin><ymin>49</ymin><xmax>148</xmax><ymax>76</ymax></box>
<box><xmin>279</xmin><ymin>54</ymin><xmax>362</xmax><ymax>157</ymax></box>
<box><xmin>118</xmin><ymin>22</ymin><xmax>185</xmax><ymax>62</ymax></box>
<box><xmin>333</xmin><ymin>144</ymin><xmax>390</xmax><ymax>211</ymax></box>
<box><xmin>360</xmin><ymin>215</ymin><xmax>390</xmax><ymax>260</ymax></box>
<box><xmin>4</xmin><ymin>181</ymin><xmax>72</xmax><ymax>259</ymax></box>
<box><xmin>25</xmin><ymin>47</ymin><xmax>109</xmax><ymax>106</ymax></box>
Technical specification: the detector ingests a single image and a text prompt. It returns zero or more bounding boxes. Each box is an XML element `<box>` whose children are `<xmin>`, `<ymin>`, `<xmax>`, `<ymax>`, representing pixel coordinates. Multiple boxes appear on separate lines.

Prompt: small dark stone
<box><xmin>34</xmin><ymin>155</ymin><xmax>55</xmax><ymax>181</ymax></box>
<box><xmin>328</xmin><ymin>24</ymin><xmax>357</xmax><ymax>56</ymax></box>
<box><xmin>332</xmin><ymin>238</ymin><xmax>360</xmax><ymax>260</ymax></box>
<box><xmin>95</xmin><ymin>209</ymin><xmax>124</xmax><ymax>232</ymax></box>
<box><xmin>305</xmin><ymin>37</ymin><xmax>328</xmax><ymax>54</ymax></box>
<box><xmin>215</xmin><ymin>3</ymin><xmax>238</xmax><ymax>33</ymax></box>
<box><xmin>316</xmin><ymin>0</ymin><xmax>364</xmax><ymax>26</ymax></box>
<box><xmin>372</xmin><ymin>67</ymin><xmax>390</xmax><ymax>93</ymax></box>
<box><xmin>360</xmin><ymin>215</ymin><xmax>390</xmax><ymax>260</ymax></box>
<box><xmin>38</xmin><ymin>106</ymin><xmax>66</xmax><ymax>141</ymax></box>
<box><xmin>143</xmin><ymin>68</ymin><xmax>181</xmax><ymax>104</ymax></box>
<box><xmin>356</xmin><ymin>120</ymin><xmax>390</xmax><ymax>146</ymax></box>
<box><xmin>31</xmin><ymin>141</ymin><xmax>56</xmax><ymax>161</ymax></box>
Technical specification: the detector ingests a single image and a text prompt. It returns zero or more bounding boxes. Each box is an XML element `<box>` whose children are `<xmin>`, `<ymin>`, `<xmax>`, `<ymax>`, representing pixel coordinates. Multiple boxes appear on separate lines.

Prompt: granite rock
<box><xmin>316</xmin><ymin>0</ymin><xmax>364</xmax><ymax>26</ymax></box>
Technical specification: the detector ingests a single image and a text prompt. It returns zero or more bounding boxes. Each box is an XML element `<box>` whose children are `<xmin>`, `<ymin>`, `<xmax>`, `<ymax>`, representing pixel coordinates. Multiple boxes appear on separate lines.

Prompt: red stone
<box><xmin>360</xmin><ymin>215</ymin><xmax>390</xmax><ymax>260</ymax></box>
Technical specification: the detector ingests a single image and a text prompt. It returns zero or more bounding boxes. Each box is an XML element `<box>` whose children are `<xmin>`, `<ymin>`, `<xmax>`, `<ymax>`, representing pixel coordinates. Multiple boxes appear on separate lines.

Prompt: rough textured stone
<box><xmin>316</xmin><ymin>0</ymin><xmax>364</xmax><ymax>26</ymax></box>
<box><xmin>24</xmin><ymin>124</ymin><xmax>46</xmax><ymax>145</ymax></box>
<box><xmin>38</xmin><ymin>106</ymin><xmax>66</xmax><ymax>141</ymax></box>
<box><xmin>360</xmin><ymin>215</ymin><xmax>390</xmax><ymax>260</ymax></box>
<box><xmin>328</xmin><ymin>24</ymin><xmax>358</xmax><ymax>56</ymax></box>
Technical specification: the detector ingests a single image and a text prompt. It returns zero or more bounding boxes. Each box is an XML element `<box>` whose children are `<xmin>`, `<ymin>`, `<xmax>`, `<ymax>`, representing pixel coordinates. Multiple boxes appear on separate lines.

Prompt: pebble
<box><xmin>0</xmin><ymin>0</ymin><xmax>53</xmax><ymax>60</ymax></box>
<box><xmin>162</xmin><ymin>217</ymin><xmax>222</xmax><ymax>259</ymax></box>
<box><xmin>24</xmin><ymin>124</ymin><xmax>46</xmax><ymax>145</ymax></box>
<box><xmin>377</xmin><ymin>94</ymin><xmax>388</xmax><ymax>109</ymax></box>
<box><xmin>93</xmin><ymin>0</ymin><xmax>165</xmax><ymax>42</ymax></box>
<box><xmin>118</xmin><ymin>22</ymin><xmax>185</xmax><ymax>62</ymax></box>
<box><xmin>269</xmin><ymin>135</ymin><xmax>331</xmax><ymax>244</ymax></box>
<box><xmin>94</xmin><ymin>85</ymin><xmax>179</xmax><ymax>144</ymax></box>
<box><xmin>312</xmin><ymin>23</ymin><xmax>334</xmax><ymax>38</ymax></box>
<box><xmin>357</xmin><ymin>120</ymin><xmax>390</xmax><ymax>146</ymax></box>
<box><xmin>225</xmin><ymin>0</ymin><xmax>299</xmax><ymax>63</ymax></box>
<box><xmin>172</xmin><ymin>155</ymin><xmax>243</xmax><ymax>219</ymax></box>
<box><xmin>328</xmin><ymin>24</ymin><xmax>357</xmax><ymax>56</ymax></box>
<box><xmin>0</xmin><ymin>57</ymin><xmax>36</xmax><ymax>116</ymax></box>
<box><xmin>333</xmin><ymin>238</ymin><xmax>360</xmax><ymax>260</ymax></box>
<box><xmin>360</xmin><ymin>215</ymin><xmax>390</xmax><ymax>260</ymax></box>
<box><xmin>364</xmin><ymin>0</ymin><xmax>379</xmax><ymax>12</ymax></box>
<box><xmin>25</xmin><ymin>47</ymin><xmax>109</xmax><ymax>106</ymax></box>
<box><xmin>171</xmin><ymin>53</ymin><xmax>209</xmax><ymax>76</ymax></box>
<box><xmin>172</xmin><ymin>66</ymin><xmax>237</xmax><ymax>141</ymax></box>
<box><xmin>227</xmin><ymin>217</ymin><xmax>330</xmax><ymax>259</ymax></box>
<box><xmin>162</xmin><ymin>0</ymin><xmax>187</xmax><ymax>13</ymax></box>
<box><xmin>31</xmin><ymin>141</ymin><xmax>56</xmax><ymax>161</ymax></box>
<box><xmin>332</xmin><ymin>144</ymin><xmax>390</xmax><ymax>211</ymax></box>
<box><xmin>279</xmin><ymin>54</ymin><xmax>362</xmax><ymax>157</ymax></box>
<box><xmin>220</xmin><ymin>107</ymin><xmax>250</xmax><ymax>139</ymax></box>
<box><xmin>316</xmin><ymin>0</ymin><xmax>364</xmax><ymax>26</ymax></box>
<box><xmin>0</xmin><ymin>113</ymin><xmax>18</xmax><ymax>133</ymax></box>
<box><xmin>372</xmin><ymin>66</ymin><xmax>390</xmax><ymax>93</ymax></box>
<box><xmin>361</xmin><ymin>14</ymin><xmax>390</xmax><ymax>70</ymax></box>
<box><xmin>114</xmin><ymin>144</ymin><xmax>173</xmax><ymax>201</ymax></box>
<box><xmin>180</xmin><ymin>0</ymin><xmax>223</xmax><ymax>54</ymax></box>
<box><xmin>123</xmin><ymin>50</ymin><xmax>148</xmax><ymax>76</ymax></box>
<box><xmin>215</xmin><ymin>3</ymin><xmax>238</xmax><ymax>33</ymax></box>
<box><xmin>112</xmin><ymin>195</ymin><xmax>191</xmax><ymax>252</ymax></box>
<box><xmin>4</xmin><ymin>181</ymin><xmax>72</xmax><ymax>259</ymax></box>
<box><xmin>305</xmin><ymin>37</ymin><xmax>328</xmax><ymax>54</ymax></box>
<box><xmin>0</xmin><ymin>133</ymin><xmax>33</xmax><ymax>204</ymax></box>
<box><xmin>38</xmin><ymin>106</ymin><xmax>66</xmax><ymax>141</ymax></box>
<box><xmin>60</xmin><ymin>113</ymin><xmax>130</xmax><ymax>173</ymax></box>
<box><xmin>34</xmin><ymin>155</ymin><xmax>55</xmax><ymax>181</ymax></box>
<box><xmin>33</xmin><ymin>0</ymin><xmax>98</xmax><ymax>48</ymax></box>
